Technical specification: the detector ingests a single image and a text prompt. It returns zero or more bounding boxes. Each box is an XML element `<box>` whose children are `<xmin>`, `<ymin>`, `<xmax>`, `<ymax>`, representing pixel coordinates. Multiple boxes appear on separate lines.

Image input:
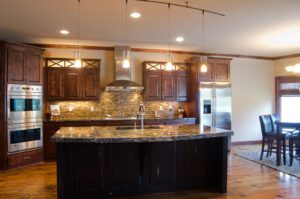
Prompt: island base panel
<box><xmin>56</xmin><ymin>137</ymin><xmax>228</xmax><ymax>198</ymax></box>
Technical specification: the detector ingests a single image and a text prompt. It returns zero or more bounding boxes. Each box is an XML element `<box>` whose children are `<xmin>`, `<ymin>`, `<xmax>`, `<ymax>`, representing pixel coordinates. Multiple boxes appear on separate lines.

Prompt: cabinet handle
<box><xmin>23</xmin><ymin>156</ymin><xmax>31</xmax><ymax>160</ymax></box>
<box><xmin>194</xmin><ymin>145</ymin><xmax>198</xmax><ymax>153</ymax></box>
<box><xmin>157</xmin><ymin>166</ymin><xmax>160</xmax><ymax>177</ymax></box>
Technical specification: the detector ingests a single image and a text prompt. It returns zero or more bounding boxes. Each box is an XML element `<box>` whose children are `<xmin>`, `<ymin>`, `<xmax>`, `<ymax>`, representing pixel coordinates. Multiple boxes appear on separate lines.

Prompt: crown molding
<box><xmin>25</xmin><ymin>43</ymin><xmax>300</xmax><ymax>61</ymax></box>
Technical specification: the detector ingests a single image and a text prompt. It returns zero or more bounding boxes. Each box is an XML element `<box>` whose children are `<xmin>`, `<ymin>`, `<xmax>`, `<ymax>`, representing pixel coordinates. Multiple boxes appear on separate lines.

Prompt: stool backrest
<box><xmin>259</xmin><ymin>115</ymin><xmax>274</xmax><ymax>136</ymax></box>
<box><xmin>270</xmin><ymin>114</ymin><xmax>280</xmax><ymax>132</ymax></box>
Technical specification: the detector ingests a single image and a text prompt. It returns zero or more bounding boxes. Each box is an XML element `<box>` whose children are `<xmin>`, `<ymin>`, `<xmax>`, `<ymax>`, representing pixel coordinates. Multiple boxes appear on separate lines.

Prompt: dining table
<box><xmin>275</xmin><ymin>121</ymin><xmax>300</xmax><ymax>166</ymax></box>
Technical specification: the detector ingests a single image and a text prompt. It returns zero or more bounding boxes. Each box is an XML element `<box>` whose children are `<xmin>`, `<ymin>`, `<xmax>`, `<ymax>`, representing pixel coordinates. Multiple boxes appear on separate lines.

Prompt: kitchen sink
<box><xmin>116</xmin><ymin>126</ymin><xmax>164</xmax><ymax>130</ymax></box>
<box><xmin>105</xmin><ymin>117</ymin><xmax>137</xmax><ymax>120</ymax></box>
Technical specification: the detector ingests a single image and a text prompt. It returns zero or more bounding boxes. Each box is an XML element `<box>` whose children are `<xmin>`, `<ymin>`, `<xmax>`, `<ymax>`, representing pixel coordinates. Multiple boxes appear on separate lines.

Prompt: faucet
<box><xmin>138</xmin><ymin>104</ymin><xmax>145</xmax><ymax>129</ymax></box>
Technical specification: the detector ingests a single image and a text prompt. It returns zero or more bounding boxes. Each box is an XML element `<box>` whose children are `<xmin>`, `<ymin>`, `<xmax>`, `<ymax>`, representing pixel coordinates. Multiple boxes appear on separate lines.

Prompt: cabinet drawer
<box><xmin>8</xmin><ymin>149</ymin><xmax>43</xmax><ymax>168</ymax></box>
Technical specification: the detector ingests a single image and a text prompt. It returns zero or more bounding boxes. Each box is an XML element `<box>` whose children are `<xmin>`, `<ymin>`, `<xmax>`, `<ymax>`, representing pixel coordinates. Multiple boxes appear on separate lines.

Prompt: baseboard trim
<box><xmin>232</xmin><ymin>140</ymin><xmax>262</xmax><ymax>146</ymax></box>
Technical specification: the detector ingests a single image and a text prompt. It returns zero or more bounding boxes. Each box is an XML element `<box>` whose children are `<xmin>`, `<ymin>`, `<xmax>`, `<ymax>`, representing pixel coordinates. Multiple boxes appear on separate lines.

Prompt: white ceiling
<box><xmin>0</xmin><ymin>0</ymin><xmax>300</xmax><ymax>57</ymax></box>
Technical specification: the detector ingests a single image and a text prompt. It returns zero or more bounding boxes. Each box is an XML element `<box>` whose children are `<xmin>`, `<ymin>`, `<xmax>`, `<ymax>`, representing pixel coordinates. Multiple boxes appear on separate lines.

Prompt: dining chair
<box><xmin>289</xmin><ymin>132</ymin><xmax>300</xmax><ymax>166</ymax></box>
<box><xmin>259</xmin><ymin>115</ymin><xmax>291</xmax><ymax>164</ymax></box>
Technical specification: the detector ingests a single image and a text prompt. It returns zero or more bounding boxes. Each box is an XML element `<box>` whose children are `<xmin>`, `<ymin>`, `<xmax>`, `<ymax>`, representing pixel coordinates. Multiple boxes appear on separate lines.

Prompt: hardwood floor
<box><xmin>1</xmin><ymin>145</ymin><xmax>300</xmax><ymax>199</ymax></box>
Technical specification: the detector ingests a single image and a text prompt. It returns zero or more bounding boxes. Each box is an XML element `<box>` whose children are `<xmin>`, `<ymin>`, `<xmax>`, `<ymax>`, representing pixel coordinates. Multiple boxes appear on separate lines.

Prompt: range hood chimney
<box><xmin>105</xmin><ymin>46</ymin><xmax>144</xmax><ymax>92</ymax></box>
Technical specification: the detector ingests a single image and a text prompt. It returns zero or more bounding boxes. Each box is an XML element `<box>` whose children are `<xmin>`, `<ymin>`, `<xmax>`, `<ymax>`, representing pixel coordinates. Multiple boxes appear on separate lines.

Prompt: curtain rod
<box><xmin>135</xmin><ymin>0</ymin><xmax>225</xmax><ymax>17</ymax></box>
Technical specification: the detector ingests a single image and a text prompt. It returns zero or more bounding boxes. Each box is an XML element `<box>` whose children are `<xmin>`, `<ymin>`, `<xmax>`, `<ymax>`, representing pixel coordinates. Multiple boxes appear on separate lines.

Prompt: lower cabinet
<box><xmin>149</xmin><ymin>142</ymin><xmax>176</xmax><ymax>188</ymax></box>
<box><xmin>56</xmin><ymin>137</ymin><xmax>228</xmax><ymax>198</ymax></box>
<box><xmin>110</xmin><ymin>144</ymin><xmax>142</xmax><ymax>192</ymax></box>
<box><xmin>176</xmin><ymin>140</ymin><xmax>207</xmax><ymax>187</ymax></box>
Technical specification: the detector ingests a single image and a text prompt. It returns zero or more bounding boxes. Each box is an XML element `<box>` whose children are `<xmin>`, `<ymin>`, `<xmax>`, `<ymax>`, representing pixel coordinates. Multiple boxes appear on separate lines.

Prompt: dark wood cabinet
<box><xmin>187</xmin><ymin>57</ymin><xmax>231</xmax><ymax>82</ymax></box>
<box><xmin>0</xmin><ymin>41</ymin><xmax>44</xmax><ymax>170</ymax></box>
<box><xmin>7</xmin><ymin>44</ymin><xmax>43</xmax><ymax>85</ymax></box>
<box><xmin>110</xmin><ymin>144</ymin><xmax>142</xmax><ymax>192</ymax></box>
<box><xmin>212</xmin><ymin>60</ymin><xmax>230</xmax><ymax>81</ymax></box>
<box><xmin>26</xmin><ymin>49</ymin><xmax>43</xmax><ymax>84</ymax></box>
<box><xmin>177</xmin><ymin>140</ymin><xmax>207</xmax><ymax>184</ymax></box>
<box><xmin>150</xmin><ymin>142</ymin><xmax>176</xmax><ymax>187</ymax></box>
<box><xmin>82</xmin><ymin>69</ymin><xmax>100</xmax><ymax>99</ymax></box>
<box><xmin>72</xmin><ymin>144</ymin><xmax>103</xmax><ymax>197</ymax></box>
<box><xmin>7</xmin><ymin>149</ymin><xmax>43</xmax><ymax>168</ymax></box>
<box><xmin>46</xmin><ymin>68</ymin><xmax>65</xmax><ymax>100</ymax></box>
<box><xmin>143</xmin><ymin>62</ymin><xmax>190</xmax><ymax>101</ymax></box>
<box><xmin>65</xmin><ymin>69</ymin><xmax>81</xmax><ymax>99</ymax></box>
<box><xmin>176</xmin><ymin>71</ymin><xmax>190</xmax><ymax>101</ymax></box>
<box><xmin>198</xmin><ymin>61</ymin><xmax>213</xmax><ymax>81</ymax></box>
<box><xmin>162</xmin><ymin>72</ymin><xmax>176</xmax><ymax>100</ymax></box>
<box><xmin>7</xmin><ymin>45</ymin><xmax>26</xmax><ymax>84</ymax></box>
<box><xmin>56</xmin><ymin>136</ymin><xmax>229</xmax><ymax>198</ymax></box>
<box><xmin>144</xmin><ymin>71</ymin><xmax>161</xmax><ymax>100</ymax></box>
<box><xmin>45</xmin><ymin>58</ymin><xmax>100</xmax><ymax>101</ymax></box>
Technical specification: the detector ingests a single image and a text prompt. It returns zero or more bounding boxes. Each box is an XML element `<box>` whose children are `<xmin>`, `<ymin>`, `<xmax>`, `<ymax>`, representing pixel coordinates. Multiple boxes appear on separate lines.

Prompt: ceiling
<box><xmin>0</xmin><ymin>0</ymin><xmax>300</xmax><ymax>57</ymax></box>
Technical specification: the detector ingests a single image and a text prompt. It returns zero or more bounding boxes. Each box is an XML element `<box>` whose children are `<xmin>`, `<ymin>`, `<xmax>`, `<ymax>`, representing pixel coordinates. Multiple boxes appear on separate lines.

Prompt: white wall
<box><xmin>44</xmin><ymin>48</ymin><xmax>275</xmax><ymax>142</ymax></box>
<box><xmin>230</xmin><ymin>58</ymin><xmax>274</xmax><ymax>142</ymax></box>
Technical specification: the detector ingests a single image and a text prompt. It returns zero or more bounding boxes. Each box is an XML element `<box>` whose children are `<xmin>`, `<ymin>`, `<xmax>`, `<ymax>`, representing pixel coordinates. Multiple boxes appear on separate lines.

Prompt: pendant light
<box><xmin>166</xmin><ymin>3</ymin><xmax>174</xmax><ymax>71</ymax></box>
<box><xmin>122</xmin><ymin>0</ymin><xmax>130</xmax><ymax>69</ymax></box>
<box><xmin>74</xmin><ymin>0</ymin><xmax>82</xmax><ymax>68</ymax></box>
<box><xmin>200</xmin><ymin>10</ymin><xmax>208</xmax><ymax>73</ymax></box>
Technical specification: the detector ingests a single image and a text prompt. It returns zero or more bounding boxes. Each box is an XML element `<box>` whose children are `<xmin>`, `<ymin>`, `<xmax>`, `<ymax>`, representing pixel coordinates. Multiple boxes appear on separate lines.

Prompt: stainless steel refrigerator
<box><xmin>199</xmin><ymin>82</ymin><xmax>232</xmax><ymax>149</ymax></box>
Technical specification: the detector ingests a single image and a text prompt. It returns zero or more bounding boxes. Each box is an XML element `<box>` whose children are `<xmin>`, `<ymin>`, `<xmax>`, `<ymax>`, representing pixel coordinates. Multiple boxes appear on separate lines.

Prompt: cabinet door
<box><xmin>162</xmin><ymin>72</ymin><xmax>176</xmax><ymax>100</ymax></box>
<box><xmin>110</xmin><ymin>144</ymin><xmax>142</xmax><ymax>192</ymax></box>
<box><xmin>144</xmin><ymin>71</ymin><xmax>161</xmax><ymax>100</ymax></box>
<box><xmin>176</xmin><ymin>72</ymin><xmax>190</xmax><ymax>101</ymax></box>
<box><xmin>212</xmin><ymin>61</ymin><xmax>230</xmax><ymax>81</ymax></box>
<box><xmin>72</xmin><ymin>144</ymin><xmax>103</xmax><ymax>197</ymax></box>
<box><xmin>82</xmin><ymin>69</ymin><xmax>99</xmax><ymax>100</ymax></box>
<box><xmin>65</xmin><ymin>70</ymin><xmax>81</xmax><ymax>99</ymax></box>
<box><xmin>26</xmin><ymin>49</ymin><xmax>43</xmax><ymax>85</ymax></box>
<box><xmin>198</xmin><ymin>61</ymin><xmax>212</xmax><ymax>82</ymax></box>
<box><xmin>7</xmin><ymin>45</ymin><xmax>26</xmax><ymax>84</ymax></box>
<box><xmin>150</xmin><ymin>142</ymin><xmax>176</xmax><ymax>187</ymax></box>
<box><xmin>47</xmin><ymin>68</ymin><xmax>65</xmax><ymax>100</ymax></box>
<box><xmin>177</xmin><ymin>140</ymin><xmax>207</xmax><ymax>184</ymax></box>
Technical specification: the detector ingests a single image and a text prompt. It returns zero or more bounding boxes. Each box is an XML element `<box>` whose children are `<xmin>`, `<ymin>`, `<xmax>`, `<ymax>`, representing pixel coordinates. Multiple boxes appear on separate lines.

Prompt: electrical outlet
<box><xmin>68</xmin><ymin>106</ymin><xmax>74</xmax><ymax>112</ymax></box>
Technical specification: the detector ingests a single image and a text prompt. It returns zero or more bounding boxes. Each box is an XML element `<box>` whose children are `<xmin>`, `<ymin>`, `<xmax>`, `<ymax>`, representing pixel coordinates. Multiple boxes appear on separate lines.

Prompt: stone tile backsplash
<box><xmin>46</xmin><ymin>91</ymin><xmax>187</xmax><ymax>119</ymax></box>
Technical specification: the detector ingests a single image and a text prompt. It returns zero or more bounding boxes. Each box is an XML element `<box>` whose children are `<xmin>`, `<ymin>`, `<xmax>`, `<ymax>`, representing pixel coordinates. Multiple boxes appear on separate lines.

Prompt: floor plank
<box><xmin>0</xmin><ymin>145</ymin><xmax>300</xmax><ymax>199</ymax></box>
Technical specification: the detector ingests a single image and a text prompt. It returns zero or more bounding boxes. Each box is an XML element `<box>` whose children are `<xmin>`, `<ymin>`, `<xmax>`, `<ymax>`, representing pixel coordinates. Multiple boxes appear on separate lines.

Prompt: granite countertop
<box><xmin>51</xmin><ymin>124</ymin><xmax>233</xmax><ymax>143</ymax></box>
<box><xmin>46</xmin><ymin>117</ymin><xmax>196</xmax><ymax>122</ymax></box>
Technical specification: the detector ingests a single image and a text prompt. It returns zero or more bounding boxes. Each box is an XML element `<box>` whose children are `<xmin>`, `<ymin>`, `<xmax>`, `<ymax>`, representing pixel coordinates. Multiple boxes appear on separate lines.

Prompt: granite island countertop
<box><xmin>51</xmin><ymin>124</ymin><xmax>233</xmax><ymax>143</ymax></box>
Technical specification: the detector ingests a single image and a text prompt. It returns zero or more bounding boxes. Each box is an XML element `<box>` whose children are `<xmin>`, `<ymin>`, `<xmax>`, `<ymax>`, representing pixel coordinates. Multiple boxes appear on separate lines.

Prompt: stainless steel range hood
<box><xmin>105</xmin><ymin>46</ymin><xmax>144</xmax><ymax>92</ymax></box>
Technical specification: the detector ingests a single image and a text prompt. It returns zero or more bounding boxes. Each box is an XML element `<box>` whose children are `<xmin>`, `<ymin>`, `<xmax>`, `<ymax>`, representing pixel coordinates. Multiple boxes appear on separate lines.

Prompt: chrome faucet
<box><xmin>138</xmin><ymin>104</ymin><xmax>145</xmax><ymax>129</ymax></box>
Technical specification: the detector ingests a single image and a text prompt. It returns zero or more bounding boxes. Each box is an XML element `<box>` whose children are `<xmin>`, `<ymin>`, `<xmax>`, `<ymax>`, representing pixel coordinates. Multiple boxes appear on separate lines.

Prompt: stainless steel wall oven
<box><xmin>7</xmin><ymin>84</ymin><xmax>43</xmax><ymax>153</ymax></box>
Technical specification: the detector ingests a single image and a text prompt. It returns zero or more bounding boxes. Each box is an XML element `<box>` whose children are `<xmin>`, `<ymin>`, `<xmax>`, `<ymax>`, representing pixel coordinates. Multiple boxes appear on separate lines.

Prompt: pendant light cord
<box><xmin>168</xmin><ymin>3</ymin><xmax>171</xmax><ymax>61</ymax></box>
<box><xmin>77</xmin><ymin>0</ymin><xmax>80</xmax><ymax>56</ymax></box>
<box><xmin>125</xmin><ymin>0</ymin><xmax>128</xmax><ymax>47</ymax></box>
<box><xmin>202</xmin><ymin>10</ymin><xmax>205</xmax><ymax>54</ymax></box>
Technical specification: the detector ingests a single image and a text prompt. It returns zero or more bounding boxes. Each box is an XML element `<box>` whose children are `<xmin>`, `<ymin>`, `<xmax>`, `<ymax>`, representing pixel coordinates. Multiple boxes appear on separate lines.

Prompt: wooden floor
<box><xmin>1</xmin><ymin>145</ymin><xmax>300</xmax><ymax>199</ymax></box>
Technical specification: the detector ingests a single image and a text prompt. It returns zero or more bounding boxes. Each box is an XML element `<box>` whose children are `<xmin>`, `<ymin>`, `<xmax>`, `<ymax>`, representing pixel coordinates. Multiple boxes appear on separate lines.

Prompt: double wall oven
<box><xmin>7</xmin><ymin>84</ymin><xmax>43</xmax><ymax>154</ymax></box>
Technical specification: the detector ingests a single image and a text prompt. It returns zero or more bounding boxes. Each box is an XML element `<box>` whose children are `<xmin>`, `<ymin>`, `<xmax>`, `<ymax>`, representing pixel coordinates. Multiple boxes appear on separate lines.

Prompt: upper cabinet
<box><xmin>45</xmin><ymin>58</ymin><xmax>101</xmax><ymax>101</ymax></box>
<box><xmin>143</xmin><ymin>62</ymin><xmax>190</xmax><ymax>102</ymax></box>
<box><xmin>186</xmin><ymin>57</ymin><xmax>231</xmax><ymax>82</ymax></box>
<box><xmin>7</xmin><ymin>43</ymin><xmax>44</xmax><ymax>85</ymax></box>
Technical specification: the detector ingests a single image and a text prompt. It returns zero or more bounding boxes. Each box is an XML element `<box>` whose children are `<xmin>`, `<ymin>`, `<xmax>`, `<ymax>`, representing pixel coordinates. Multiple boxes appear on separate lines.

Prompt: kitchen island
<box><xmin>52</xmin><ymin>125</ymin><xmax>233</xmax><ymax>199</ymax></box>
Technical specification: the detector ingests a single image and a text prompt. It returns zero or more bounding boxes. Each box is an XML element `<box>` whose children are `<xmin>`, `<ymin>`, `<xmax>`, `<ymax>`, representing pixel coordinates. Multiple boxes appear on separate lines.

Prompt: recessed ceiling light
<box><xmin>60</xmin><ymin>29</ymin><xmax>70</xmax><ymax>35</ymax></box>
<box><xmin>176</xmin><ymin>37</ymin><xmax>184</xmax><ymax>42</ymax></box>
<box><xmin>130</xmin><ymin>12</ymin><xmax>141</xmax><ymax>19</ymax></box>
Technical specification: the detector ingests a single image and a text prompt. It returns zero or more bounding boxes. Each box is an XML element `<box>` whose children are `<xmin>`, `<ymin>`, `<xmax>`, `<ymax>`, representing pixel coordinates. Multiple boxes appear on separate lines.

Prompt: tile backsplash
<box><xmin>46</xmin><ymin>91</ymin><xmax>187</xmax><ymax>119</ymax></box>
